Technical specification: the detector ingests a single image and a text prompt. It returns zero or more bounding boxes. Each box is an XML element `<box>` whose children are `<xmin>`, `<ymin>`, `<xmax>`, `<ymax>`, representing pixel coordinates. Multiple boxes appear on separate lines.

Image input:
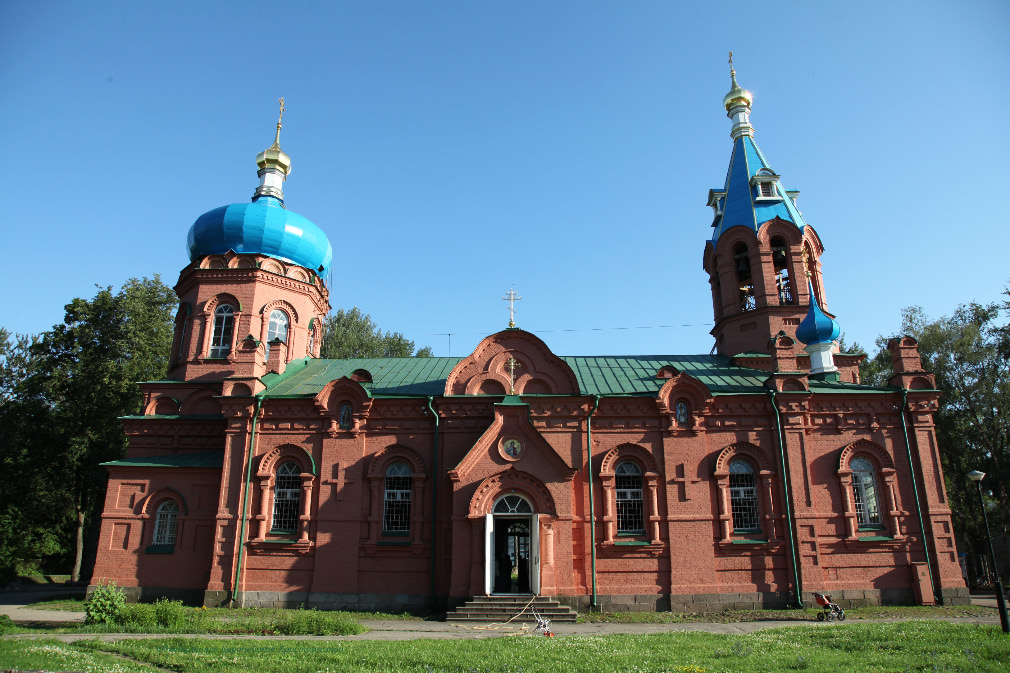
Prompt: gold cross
<box><xmin>502</xmin><ymin>288</ymin><xmax>522</xmax><ymax>328</ymax></box>
<box><xmin>729</xmin><ymin>51</ymin><xmax>734</xmax><ymax>75</ymax></box>
<box><xmin>277</xmin><ymin>98</ymin><xmax>285</xmax><ymax>128</ymax></box>
<box><xmin>506</xmin><ymin>357</ymin><xmax>521</xmax><ymax>395</ymax></box>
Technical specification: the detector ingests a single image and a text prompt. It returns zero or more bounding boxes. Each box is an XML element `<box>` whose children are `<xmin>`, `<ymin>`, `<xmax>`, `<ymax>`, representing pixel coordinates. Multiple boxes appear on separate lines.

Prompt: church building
<box><xmin>90</xmin><ymin>68</ymin><xmax>969</xmax><ymax>614</ymax></box>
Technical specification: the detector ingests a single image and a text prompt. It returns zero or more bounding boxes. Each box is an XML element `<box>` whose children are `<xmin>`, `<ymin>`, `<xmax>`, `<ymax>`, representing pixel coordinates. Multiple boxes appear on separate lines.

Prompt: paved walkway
<box><xmin>0</xmin><ymin>589</ymin><xmax>1002</xmax><ymax>641</ymax></box>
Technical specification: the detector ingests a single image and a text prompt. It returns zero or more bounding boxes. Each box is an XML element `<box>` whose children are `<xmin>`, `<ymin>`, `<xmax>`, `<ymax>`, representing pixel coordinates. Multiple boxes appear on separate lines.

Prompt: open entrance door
<box><xmin>486</xmin><ymin>495</ymin><xmax>540</xmax><ymax>595</ymax></box>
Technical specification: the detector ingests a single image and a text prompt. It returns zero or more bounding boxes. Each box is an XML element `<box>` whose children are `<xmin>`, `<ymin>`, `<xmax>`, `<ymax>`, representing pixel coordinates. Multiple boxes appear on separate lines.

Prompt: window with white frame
<box><xmin>209</xmin><ymin>304</ymin><xmax>235</xmax><ymax>357</ymax></box>
<box><xmin>615</xmin><ymin>461</ymin><xmax>645</xmax><ymax>533</ymax></box>
<box><xmin>264</xmin><ymin>309</ymin><xmax>289</xmax><ymax>360</ymax></box>
<box><xmin>851</xmin><ymin>457</ymin><xmax>882</xmax><ymax>527</ymax></box>
<box><xmin>383</xmin><ymin>462</ymin><xmax>412</xmax><ymax>534</ymax></box>
<box><xmin>153</xmin><ymin>500</ymin><xmax>178</xmax><ymax>545</ymax></box>
<box><xmin>271</xmin><ymin>461</ymin><xmax>301</xmax><ymax>533</ymax></box>
<box><xmin>729</xmin><ymin>459</ymin><xmax>760</xmax><ymax>531</ymax></box>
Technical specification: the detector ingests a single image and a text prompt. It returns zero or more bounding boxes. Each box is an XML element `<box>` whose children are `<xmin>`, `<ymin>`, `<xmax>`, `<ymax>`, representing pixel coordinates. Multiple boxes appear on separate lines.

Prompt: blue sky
<box><xmin>2</xmin><ymin>1</ymin><xmax>1007</xmax><ymax>358</ymax></box>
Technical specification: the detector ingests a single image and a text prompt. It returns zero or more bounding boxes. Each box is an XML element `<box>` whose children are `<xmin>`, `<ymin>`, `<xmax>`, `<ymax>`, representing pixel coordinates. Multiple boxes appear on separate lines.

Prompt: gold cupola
<box><xmin>723</xmin><ymin>53</ymin><xmax>753</xmax><ymax>112</ymax></box>
<box><xmin>253</xmin><ymin>98</ymin><xmax>291</xmax><ymax>202</ymax></box>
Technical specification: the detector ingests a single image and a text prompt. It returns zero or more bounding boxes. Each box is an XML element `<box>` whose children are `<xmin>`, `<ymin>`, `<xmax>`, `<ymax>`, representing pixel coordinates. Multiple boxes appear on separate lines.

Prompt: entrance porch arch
<box><xmin>468</xmin><ymin>467</ymin><xmax>557</xmax><ymax>518</ymax></box>
<box><xmin>469</xmin><ymin>470</ymin><xmax>556</xmax><ymax>597</ymax></box>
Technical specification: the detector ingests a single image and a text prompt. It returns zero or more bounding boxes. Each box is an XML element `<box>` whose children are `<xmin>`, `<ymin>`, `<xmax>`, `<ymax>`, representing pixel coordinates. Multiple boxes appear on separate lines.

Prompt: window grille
<box><xmin>615</xmin><ymin>461</ymin><xmax>644</xmax><ymax>533</ymax></box>
<box><xmin>153</xmin><ymin>500</ymin><xmax>178</xmax><ymax>545</ymax></box>
<box><xmin>729</xmin><ymin>459</ymin><xmax>760</xmax><ymax>531</ymax></box>
<box><xmin>851</xmin><ymin>457</ymin><xmax>882</xmax><ymax>527</ymax></box>
<box><xmin>493</xmin><ymin>495</ymin><xmax>533</xmax><ymax>514</ymax></box>
<box><xmin>209</xmin><ymin>304</ymin><xmax>235</xmax><ymax>357</ymax></box>
<box><xmin>272</xmin><ymin>461</ymin><xmax>301</xmax><ymax>533</ymax></box>
<box><xmin>759</xmin><ymin>181</ymin><xmax>775</xmax><ymax>197</ymax></box>
<box><xmin>264</xmin><ymin>309</ymin><xmax>289</xmax><ymax>360</ymax></box>
<box><xmin>383</xmin><ymin>462</ymin><xmax>412</xmax><ymax>533</ymax></box>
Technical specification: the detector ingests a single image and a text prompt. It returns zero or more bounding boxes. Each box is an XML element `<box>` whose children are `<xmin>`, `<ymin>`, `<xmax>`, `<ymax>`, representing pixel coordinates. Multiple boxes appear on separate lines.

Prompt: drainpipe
<box><xmin>768</xmin><ymin>390</ymin><xmax>803</xmax><ymax>608</ymax></box>
<box><xmin>586</xmin><ymin>395</ymin><xmax>601</xmax><ymax>608</ymax></box>
<box><xmin>232</xmin><ymin>394</ymin><xmax>264</xmax><ymax>606</ymax></box>
<box><xmin>427</xmin><ymin>396</ymin><xmax>440</xmax><ymax>612</ymax></box>
<box><xmin>898</xmin><ymin>388</ymin><xmax>941</xmax><ymax>604</ymax></box>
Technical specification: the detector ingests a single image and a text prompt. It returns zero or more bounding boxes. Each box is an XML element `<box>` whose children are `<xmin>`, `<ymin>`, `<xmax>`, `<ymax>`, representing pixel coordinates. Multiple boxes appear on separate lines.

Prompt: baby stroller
<box><xmin>813</xmin><ymin>592</ymin><xmax>845</xmax><ymax>621</ymax></box>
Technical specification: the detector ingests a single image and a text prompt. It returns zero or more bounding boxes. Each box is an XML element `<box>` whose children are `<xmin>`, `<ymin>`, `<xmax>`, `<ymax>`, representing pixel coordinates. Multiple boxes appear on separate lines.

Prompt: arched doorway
<box><xmin>485</xmin><ymin>494</ymin><xmax>540</xmax><ymax>595</ymax></box>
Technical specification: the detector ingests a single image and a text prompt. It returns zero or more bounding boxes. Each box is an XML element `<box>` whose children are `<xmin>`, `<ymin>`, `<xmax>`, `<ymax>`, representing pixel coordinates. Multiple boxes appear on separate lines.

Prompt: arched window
<box><xmin>153</xmin><ymin>500</ymin><xmax>178</xmax><ymax>545</ymax></box>
<box><xmin>851</xmin><ymin>457</ymin><xmax>881</xmax><ymax>528</ymax></box>
<box><xmin>615</xmin><ymin>461</ymin><xmax>644</xmax><ymax>534</ymax></box>
<box><xmin>733</xmin><ymin>243</ymin><xmax>755</xmax><ymax>311</ymax></box>
<box><xmin>209</xmin><ymin>304</ymin><xmax>235</xmax><ymax>358</ymax></box>
<box><xmin>271</xmin><ymin>461</ymin><xmax>301</xmax><ymax>533</ymax></box>
<box><xmin>383</xmin><ymin>462</ymin><xmax>412</xmax><ymax>534</ymax></box>
<box><xmin>493</xmin><ymin>494</ymin><xmax>533</xmax><ymax>514</ymax></box>
<box><xmin>675</xmin><ymin>400</ymin><xmax>690</xmax><ymax>426</ymax></box>
<box><xmin>729</xmin><ymin>459</ymin><xmax>759</xmax><ymax>531</ymax></box>
<box><xmin>307</xmin><ymin>328</ymin><xmax>316</xmax><ymax>357</ymax></box>
<box><xmin>771</xmin><ymin>236</ymin><xmax>794</xmax><ymax>305</ymax></box>
<box><xmin>803</xmin><ymin>243</ymin><xmax>822</xmax><ymax>306</ymax></box>
<box><xmin>264</xmin><ymin>309</ymin><xmax>289</xmax><ymax>360</ymax></box>
<box><xmin>175</xmin><ymin>306</ymin><xmax>190</xmax><ymax>363</ymax></box>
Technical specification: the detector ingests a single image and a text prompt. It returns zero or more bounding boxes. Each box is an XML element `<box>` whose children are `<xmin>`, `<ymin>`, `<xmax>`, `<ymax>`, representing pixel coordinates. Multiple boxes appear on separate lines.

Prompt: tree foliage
<box><xmin>0</xmin><ymin>277</ymin><xmax>176</xmax><ymax>582</ymax></box>
<box><xmin>321</xmin><ymin>307</ymin><xmax>433</xmax><ymax>359</ymax></box>
<box><xmin>860</xmin><ymin>289</ymin><xmax>1010</xmax><ymax>567</ymax></box>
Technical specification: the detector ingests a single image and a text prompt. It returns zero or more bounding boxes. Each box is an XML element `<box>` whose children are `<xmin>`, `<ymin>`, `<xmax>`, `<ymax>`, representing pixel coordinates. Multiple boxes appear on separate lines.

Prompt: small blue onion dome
<box><xmin>796</xmin><ymin>281</ymin><xmax>841</xmax><ymax>345</ymax></box>
<box><xmin>187</xmin><ymin>196</ymin><xmax>333</xmax><ymax>275</ymax></box>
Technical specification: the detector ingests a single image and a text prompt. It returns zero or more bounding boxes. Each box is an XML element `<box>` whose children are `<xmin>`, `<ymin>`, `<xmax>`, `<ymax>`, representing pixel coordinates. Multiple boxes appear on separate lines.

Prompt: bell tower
<box><xmin>167</xmin><ymin>101</ymin><xmax>332</xmax><ymax>385</ymax></box>
<box><xmin>702</xmin><ymin>58</ymin><xmax>832</xmax><ymax>358</ymax></box>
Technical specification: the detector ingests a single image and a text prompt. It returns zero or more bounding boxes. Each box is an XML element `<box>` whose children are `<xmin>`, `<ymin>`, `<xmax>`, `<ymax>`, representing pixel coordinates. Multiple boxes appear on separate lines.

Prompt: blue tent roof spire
<box><xmin>707</xmin><ymin>60</ymin><xmax>809</xmax><ymax>244</ymax></box>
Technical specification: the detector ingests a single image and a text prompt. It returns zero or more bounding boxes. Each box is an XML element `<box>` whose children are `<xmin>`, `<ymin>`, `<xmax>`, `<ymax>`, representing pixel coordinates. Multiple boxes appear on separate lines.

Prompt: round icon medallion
<box><xmin>499</xmin><ymin>437</ymin><xmax>523</xmax><ymax>461</ymax></box>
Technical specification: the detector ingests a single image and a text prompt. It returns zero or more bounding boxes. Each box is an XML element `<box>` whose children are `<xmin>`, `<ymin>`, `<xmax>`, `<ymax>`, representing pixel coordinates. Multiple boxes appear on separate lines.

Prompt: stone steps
<box><xmin>446</xmin><ymin>595</ymin><xmax>578</xmax><ymax>623</ymax></box>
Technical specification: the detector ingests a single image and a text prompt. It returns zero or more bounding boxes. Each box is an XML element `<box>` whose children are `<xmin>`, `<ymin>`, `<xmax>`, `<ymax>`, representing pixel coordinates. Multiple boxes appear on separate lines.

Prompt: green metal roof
<box><xmin>265</xmin><ymin>357</ymin><xmax>463</xmax><ymax>397</ymax></box>
<box><xmin>261</xmin><ymin>356</ymin><xmax>891</xmax><ymax>399</ymax></box>
<box><xmin>101</xmin><ymin>450</ymin><xmax>224</xmax><ymax>469</ymax></box>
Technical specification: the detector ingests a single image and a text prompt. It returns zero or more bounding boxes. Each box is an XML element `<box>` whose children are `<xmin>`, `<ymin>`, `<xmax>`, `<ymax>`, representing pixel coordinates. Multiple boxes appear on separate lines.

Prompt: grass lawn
<box><xmin>577</xmin><ymin>603</ymin><xmax>999</xmax><ymax>623</ymax></box>
<box><xmin>1</xmin><ymin>622</ymin><xmax>1007</xmax><ymax>672</ymax></box>
<box><xmin>19</xmin><ymin>595</ymin><xmax>87</xmax><ymax>611</ymax></box>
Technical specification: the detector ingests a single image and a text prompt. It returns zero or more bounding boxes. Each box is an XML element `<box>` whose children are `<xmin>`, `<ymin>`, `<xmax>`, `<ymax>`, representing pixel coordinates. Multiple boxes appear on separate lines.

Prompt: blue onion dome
<box><xmin>796</xmin><ymin>281</ymin><xmax>841</xmax><ymax>345</ymax></box>
<box><xmin>186</xmin><ymin>101</ymin><xmax>333</xmax><ymax>275</ymax></box>
<box><xmin>187</xmin><ymin>198</ymin><xmax>332</xmax><ymax>274</ymax></box>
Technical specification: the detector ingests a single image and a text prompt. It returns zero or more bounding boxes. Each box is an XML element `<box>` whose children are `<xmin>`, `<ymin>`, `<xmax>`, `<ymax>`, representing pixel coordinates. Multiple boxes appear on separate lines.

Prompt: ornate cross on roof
<box><xmin>506</xmin><ymin>357</ymin><xmax>521</xmax><ymax>395</ymax></box>
<box><xmin>502</xmin><ymin>288</ymin><xmax>522</xmax><ymax>328</ymax></box>
<box><xmin>277</xmin><ymin>97</ymin><xmax>285</xmax><ymax>128</ymax></box>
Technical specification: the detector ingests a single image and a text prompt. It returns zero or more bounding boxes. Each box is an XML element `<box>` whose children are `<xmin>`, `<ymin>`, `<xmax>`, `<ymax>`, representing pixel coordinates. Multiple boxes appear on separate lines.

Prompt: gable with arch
<box><xmin>445</xmin><ymin>330</ymin><xmax>580</xmax><ymax>396</ymax></box>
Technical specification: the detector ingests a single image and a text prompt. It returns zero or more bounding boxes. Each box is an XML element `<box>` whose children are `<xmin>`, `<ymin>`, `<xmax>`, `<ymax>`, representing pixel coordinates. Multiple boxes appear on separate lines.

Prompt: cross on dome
<box><xmin>502</xmin><ymin>288</ymin><xmax>522</xmax><ymax>328</ymax></box>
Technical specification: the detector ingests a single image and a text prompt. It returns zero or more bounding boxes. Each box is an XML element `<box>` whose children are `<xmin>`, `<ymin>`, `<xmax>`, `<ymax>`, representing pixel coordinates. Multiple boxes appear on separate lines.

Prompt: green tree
<box><xmin>0</xmin><ymin>276</ymin><xmax>176</xmax><ymax>582</ymax></box>
<box><xmin>863</xmin><ymin>291</ymin><xmax>1010</xmax><ymax>572</ymax></box>
<box><xmin>0</xmin><ymin>329</ymin><xmax>66</xmax><ymax>580</ymax></box>
<box><xmin>321</xmin><ymin>308</ymin><xmax>433</xmax><ymax>359</ymax></box>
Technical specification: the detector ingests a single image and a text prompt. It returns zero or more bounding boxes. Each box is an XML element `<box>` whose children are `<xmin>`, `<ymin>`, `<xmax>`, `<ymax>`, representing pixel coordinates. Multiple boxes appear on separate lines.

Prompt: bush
<box><xmin>84</xmin><ymin>581</ymin><xmax>126</xmax><ymax>625</ymax></box>
<box><xmin>153</xmin><ymin>598</ymin><xmax>187</xmax><ymax>629</ymax></box>
<box><xmin>274</xmin><ymin>608</ymin><xmax>364</xmax><ymax>636</ymax></box>
<box><xmin>117</xmin><ymin>602</ymin><xmax>157</xmax><ymax>631</ymax></box>
<box><xmin>0</xmin><ymin>614</ymin><xmax>14</xmax><ymax>634</ymax></box>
